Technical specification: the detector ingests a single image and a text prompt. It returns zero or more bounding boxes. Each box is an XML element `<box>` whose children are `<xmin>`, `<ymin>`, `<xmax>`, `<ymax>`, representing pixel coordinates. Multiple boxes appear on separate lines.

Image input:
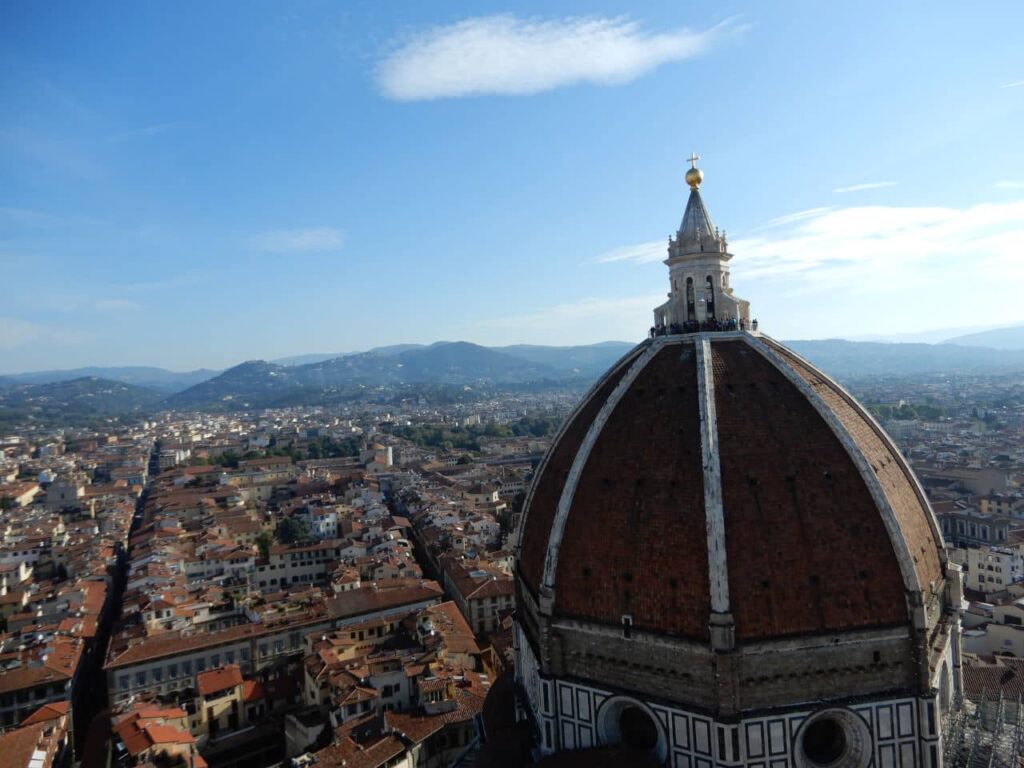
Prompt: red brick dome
<box><xmin>516</xmin><ymin>332</ymin><xmax>945</xmax><ymax>643</ymax></box>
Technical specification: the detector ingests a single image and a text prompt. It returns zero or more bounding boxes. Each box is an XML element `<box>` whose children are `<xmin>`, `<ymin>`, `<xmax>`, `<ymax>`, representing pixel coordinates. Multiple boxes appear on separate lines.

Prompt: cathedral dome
<box><xmin>517</xmin><ymin>332</ymin><xmax>944</xmax><ymax>646</ymax></box>
<box><xmin>506</xmin><ymin>160</ymin><xmax>959</xmax><ymax>767</ymax></box>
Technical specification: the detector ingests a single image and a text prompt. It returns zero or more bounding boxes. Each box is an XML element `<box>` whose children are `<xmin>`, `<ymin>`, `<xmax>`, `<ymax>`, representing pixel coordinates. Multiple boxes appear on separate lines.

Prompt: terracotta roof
<box><xmin>0</xmin><ymin>637</ymin><xmax>82</xmax><ymax>694</ymax></box>
<box><xmin>0</xmin><ymin>722</ymin><xmax>49</xmax><ymax>768</ymax></box>
<box><xmin>518</xmin><ymin>334</ymin><xmax>945</xmax><ymax>642</ymax></box>
<box><xmin>326</xmin><ymin>581</ymin><xmax>443</xmax><ymax>620</ymax></box>
<box><xmin>422</xmin><ymin>602</ymin><xmax>479</xmax><ymax>656</ymax></box>
<box><xmin>312</xmin><ymin>734</ymin><xmax>406</xmax><ymax>768</ymax></box>
<box><xmin>20</xmin><ymin>699</ymin><xmax>69</xmax><ymax>725</ymax></box>
<box><xmin>112</xmin><ymin>707</ymin><xmax>194</xmax><ymax>757</ymax></box>
<box><xmin>242</xmin><ymin>678</ymin><xmax>265</xmax><ymax>702</ymax></box>
<box><xmin>963</xmin><ymin>656</ymin><xmax>1024</xmax><ymax>702</ymax></box>
<box><xmin>195</xmin><ymin>664</ymin><xmax>243</xmax><ymax>696</ymax></box>
<box><xmin>518</xmin><ymin>345</ymin><xmax>643</xmax><ymax>592</ymax></box>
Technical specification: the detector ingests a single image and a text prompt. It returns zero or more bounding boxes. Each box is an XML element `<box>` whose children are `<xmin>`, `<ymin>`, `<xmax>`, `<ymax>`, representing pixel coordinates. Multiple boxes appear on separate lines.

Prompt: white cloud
<box><xmin>249</xmin><ymin>227</ymin><xmax>345</xmax><ymax>253</ymax></box>
<box><xmin>729</xmin><ymin>200</ymin><xmax>1024</xmax><ymax>287</ymax></box>
<box><xmin>994</xmin><ymin>180</ymin><xmax>1024</xmax><ymax>189</ymax></box>
<box><xmin>757</xmin><ymin>207</ymin><xmax>834</xmax><ymax>230</ymax></box>
<box><xmin>833</xmin><ymin>181</ymin><xmax>897</xmax><ymax>194</ymax></box>
<box><xmin>594</xmin><ymin>240</ymin><xmax>665</xmax><ymax>264</ymax></box>
<box><xmin>95</xmin><ymin>299</ymin><xmax>142</xmax><ymax>312</ymax></box>
<box><xmin>586</xmin><ymin>198</ymin><xmax>1024</xmax><ymax>339</ymax></box>
<box><xmin>0</xmin><ymin>317</ymin><xmax>94</xmax><ymax>350</ymax></box>
<box><xmin>377</xmin><ymin>15</ymin><xmax>736</xmax><ymax>101</ymax></box>
<box><xmin>597</xmin><ymin>200</ymin><xmax>1024</xmax><ymax>294</ymax></box>
<box><xmin>1001</xmin><ymin>80</ymin><xmax>1024</xmax><ymax>89</ymax></box>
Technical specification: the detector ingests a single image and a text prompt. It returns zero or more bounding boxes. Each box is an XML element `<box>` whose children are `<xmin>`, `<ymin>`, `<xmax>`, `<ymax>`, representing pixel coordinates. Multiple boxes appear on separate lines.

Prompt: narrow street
<box><xmin>73</xmin><ymin>439</ymin><xmax>157</xmax><ymax>763</ymax></box>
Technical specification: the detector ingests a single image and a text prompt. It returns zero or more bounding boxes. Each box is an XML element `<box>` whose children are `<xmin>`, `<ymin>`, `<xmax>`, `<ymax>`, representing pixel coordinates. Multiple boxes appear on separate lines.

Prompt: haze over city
<box><xmin>2</xmin><ymin>2</ymin><xmax>1023</xmax><ymax>374</ymax></box>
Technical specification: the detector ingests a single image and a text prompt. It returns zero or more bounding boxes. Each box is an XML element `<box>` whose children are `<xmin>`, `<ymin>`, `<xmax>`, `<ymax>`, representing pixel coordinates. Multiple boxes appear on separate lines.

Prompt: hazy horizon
<box><xmin>3</xmin><ymin>320</ymin><xmax>1024</xmax><ymax>376</ymax></box>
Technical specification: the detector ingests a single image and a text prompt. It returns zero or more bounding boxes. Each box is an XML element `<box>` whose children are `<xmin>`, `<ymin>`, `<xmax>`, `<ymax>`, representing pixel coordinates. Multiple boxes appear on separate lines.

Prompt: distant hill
<box><xmin>12</xmin><ymin>338</ymin><xmax>1024</xmax><ymax>418</ymax></box>
<box><xmin>272</xmin><ymin>341</ymin><xmax>633</xmax><ymax>376</ymax></box>
<box><xmin>165</xmin><ymin>361</ymin><xmax>309</xmax><ymax>409</ymax></box>
<box><xmin>168</xmin><ymin>342</ymin><xmax>567</xmax><ymax>409</ymax></box>
<box><xmin>943</xmin><ymin>324</ymin><xmax>1024</xmax><ymax>351</ymax></box>
<box><xmin>0</xmin><ymin>376</ymin><xmax>163</xmax><ymax>427</ymax></box>
<box><xmin>368</xmin><ymin>344</ymin><xmax>429</xmax><ymax>357</ymax></box>
<box><xmin>273</xmin><ymin>344</ymin><xmax>429</xmax><ymax>366</ymax></box>
<box><xmin>496</xmin><ymin>341</ymin><xmax>635</xmax><ymax>377</ymax></box>
<box><xmin>785</xmin><ymin>339</ymin><xmax>1024</xmax><ymax>378</ymax></box>
<box><xmin>271</xmin><ymin>353</ymin><xmax>345</xmax><ymax>366</ymax></box>
<box><xmin>0</xmin><ymin>365</ymin><xmax>218</xmax><ymax>393</ymax></box>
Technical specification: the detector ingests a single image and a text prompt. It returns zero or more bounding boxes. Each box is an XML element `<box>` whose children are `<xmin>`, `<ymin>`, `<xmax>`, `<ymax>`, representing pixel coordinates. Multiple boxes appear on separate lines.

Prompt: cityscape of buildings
<box><xmin>0</xmin><ymin>389</ymin><xmax>571</xmax><ymax>766</ymax></box>
<box><xmin>0</xmin><ymin>332</ymin><xmax>1022</xmax><ymax>767</ymax></box>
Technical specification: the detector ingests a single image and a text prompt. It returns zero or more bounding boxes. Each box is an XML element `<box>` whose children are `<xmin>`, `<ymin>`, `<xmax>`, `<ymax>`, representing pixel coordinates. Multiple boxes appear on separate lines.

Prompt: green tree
<box><xmin>276</xmin><ymin>516</ymin><xmax>312</xmax><ymax>545</ymax></box>
<box><xmin>255</xmin><ymin>530</ymin><xmax>274</xmax><ymax>559</ymax></box>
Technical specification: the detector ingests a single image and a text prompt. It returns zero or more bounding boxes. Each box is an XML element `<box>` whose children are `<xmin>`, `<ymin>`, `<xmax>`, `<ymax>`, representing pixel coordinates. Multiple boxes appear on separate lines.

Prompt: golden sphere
<box><xmin>685</xmin><ymin>166</ymin><xmax>703</xmax><ymax>189</ymax></box>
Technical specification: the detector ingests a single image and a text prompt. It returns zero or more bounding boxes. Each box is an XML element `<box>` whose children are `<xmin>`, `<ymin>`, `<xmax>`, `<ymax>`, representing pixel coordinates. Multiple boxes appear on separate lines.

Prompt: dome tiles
<box><xmin>516</xmin><ymin>332</ymin><xmax>944</xmax><ymax>644</ymax></box>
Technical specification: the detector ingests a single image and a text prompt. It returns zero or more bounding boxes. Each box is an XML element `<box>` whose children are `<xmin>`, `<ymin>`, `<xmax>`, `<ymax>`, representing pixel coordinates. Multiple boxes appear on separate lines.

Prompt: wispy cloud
<box><xmin>1</xmin><ymin>129</ymin><xmax>103</xmax><ymax>180</ymax></box>
<box><xmin>0</xmin><ymin>317</ymin><xmax>94</xmax><ymax>350</ymax></box>
<box><xmin>1001</xmin><ymin>80</ymin><xmax>1024</xmax><ymax>89</ymax></box>
<box><xmin>108</xmin><ymin>122</ymin><xmax>184</xmax><ymax>142</ymax></box>
<box><xmin>248</xmin><ymin>227</ymin><xmax>345</xmax><ymax>253</ymax></box>
<box><xmin>0</xmin><ymin>207</ymin><xmax>63</xmax><ymax>226</ymax></box>
<box><xmin>994</xmin><ymin>180</ymin><xmax>1024</xmax><ymax>189</ymax></box>
<box><xmin>118</xmin><ymin>270</ymin><xmax>207</xmax><ymax>294</ymax></box>
<box><xmin>730</xmin><ymin>201</ymin><xmax>1024</xmax><ymax>288</ymax></box>
<box><xmin>377</xmin><ymin>15</ymin><xmax>739</xmax><ymax>101</ymax></box>
<box><xmin>758</xmin><ymin>207</ymin><xmax>834</xmax><ymax>230</ymax></box>
<box><xmin>95</xmin><ymin>299</ymin><xmax>142</xmax><ymax>312</ymax></box>
<box><xmin>832</xmin><ymin>181</ymin><xmax>897</xmax><ymax>194</ymax></box>
<box><xmin>597</xmin><ymin>200</ymin><xmax>1024</xmax><ymax>296</ymax></box>
<box><xmin>594</xmin><ymin>240</ymin><xmax>664</xmax><ymax>264</ymax></box>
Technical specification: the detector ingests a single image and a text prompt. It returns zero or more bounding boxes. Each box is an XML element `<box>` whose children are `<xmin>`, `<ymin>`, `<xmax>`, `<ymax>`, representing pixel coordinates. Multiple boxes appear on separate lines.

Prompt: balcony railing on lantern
<box><xmin>650</xmin><ymin>318</ymin><xmax>757</xmax><ymax>337</ymax></box>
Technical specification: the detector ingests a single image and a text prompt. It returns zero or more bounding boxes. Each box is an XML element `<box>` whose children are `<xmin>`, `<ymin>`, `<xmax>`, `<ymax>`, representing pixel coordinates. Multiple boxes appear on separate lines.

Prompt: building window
<box><xmin>802</xmin><ymin>718</ymin><xmax>845</xmax><ymax>764</ymax></box>
<box><xmin>620</xmin><ymin>707</ymin><xmax>658</xmax><ymax>751</ymax></box>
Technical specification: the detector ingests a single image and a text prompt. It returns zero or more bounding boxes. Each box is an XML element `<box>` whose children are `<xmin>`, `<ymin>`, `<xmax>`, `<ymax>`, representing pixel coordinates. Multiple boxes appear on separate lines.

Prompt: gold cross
<box><xmin>687</xmin><ymin>152</ymin><xmax>700</xmax><ymax>169</ymax></box>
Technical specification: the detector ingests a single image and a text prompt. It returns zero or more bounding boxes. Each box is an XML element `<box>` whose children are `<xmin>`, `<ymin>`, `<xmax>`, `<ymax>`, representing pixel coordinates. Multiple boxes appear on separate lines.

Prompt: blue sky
<box><xmin>2</xmin><ymin>1</ymin><xmax>1023</xmax><ymax>373</ymax></box>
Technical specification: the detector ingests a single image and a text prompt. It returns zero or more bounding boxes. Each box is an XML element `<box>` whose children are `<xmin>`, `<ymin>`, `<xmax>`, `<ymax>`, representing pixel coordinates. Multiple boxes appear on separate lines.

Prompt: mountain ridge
<box><xmin>0</xmin><ymin>376</ymin><xmax>164</xmax><ymax>427</ymax></box>
<box><xmin>5</xmin><ymin>338</ymin><xmax>1024</xmax><ymax>420</ymax></box>
<box><xmin>943</xmin><ymin>324</ymin><xmax>1024</xmax><ymax>351</ymax></box>
<box><xmin>0</xmin><ymin>365</ymin><xmax>219</xmax><ymax>393</ymax></box>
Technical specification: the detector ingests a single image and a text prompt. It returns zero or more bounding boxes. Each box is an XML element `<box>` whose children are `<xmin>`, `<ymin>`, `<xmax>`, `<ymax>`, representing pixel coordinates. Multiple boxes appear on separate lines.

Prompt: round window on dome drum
<box><xmin>794</xmin><ymin>709</ymin><xmax>872</xmax><ymax>768</ymax></box>
<box><xmin>619</xmin><ymin>706</ymin><xmax>658</xmax><ymax>751</ymax></box>
<box><xmin>801</xmin><ymin>716</ymin><xmax>847</xmax><ymax>765</ymax></box>
<box><xmin>596</xmin><ymin>696</ymin><xmax>668</xmax><ymax>762</ymax></box>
